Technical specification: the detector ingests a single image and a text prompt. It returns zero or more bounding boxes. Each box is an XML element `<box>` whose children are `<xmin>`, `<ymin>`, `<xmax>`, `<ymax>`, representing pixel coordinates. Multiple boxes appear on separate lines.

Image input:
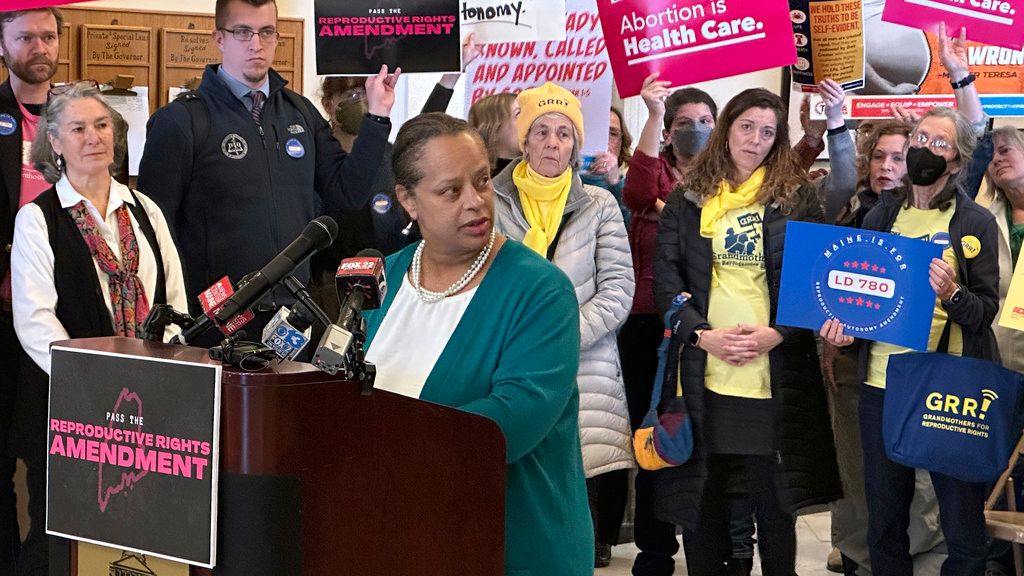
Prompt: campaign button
<box><xmin>285</xmin><ymin>138</ymin><xmax>304</xmax><ymax>158</ymax></box>
<box><xmin>0</xmin><ymin>114</ymin><xmax>16</xmax><ymax>136</ymax></box>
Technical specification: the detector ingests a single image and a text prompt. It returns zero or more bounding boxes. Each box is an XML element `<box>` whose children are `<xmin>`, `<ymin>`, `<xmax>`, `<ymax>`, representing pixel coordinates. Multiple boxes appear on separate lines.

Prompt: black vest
<box><xmin>32</xmin><ymin>186</ymin><xmax>167</xmax><ymax>338</ymax></box>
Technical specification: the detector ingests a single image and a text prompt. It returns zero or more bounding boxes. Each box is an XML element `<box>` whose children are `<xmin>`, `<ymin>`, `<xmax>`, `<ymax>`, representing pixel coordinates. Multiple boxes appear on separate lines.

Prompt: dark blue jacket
<box><xmin>138</xmin><ymin>64</ymin><xmax>388</xmax><ymax>319</ymax></box>
<box><xmin>0</xmin><ymin>80</ymin><xmax>23</xmax><ymax>287</ymax></box>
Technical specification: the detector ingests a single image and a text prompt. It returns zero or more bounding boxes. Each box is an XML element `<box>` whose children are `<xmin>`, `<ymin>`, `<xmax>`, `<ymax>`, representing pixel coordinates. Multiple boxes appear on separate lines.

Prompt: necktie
<box><xmin>250</xmin><ymin>90</ymin><xmax>265</xmax><ymax>125</ymax></box>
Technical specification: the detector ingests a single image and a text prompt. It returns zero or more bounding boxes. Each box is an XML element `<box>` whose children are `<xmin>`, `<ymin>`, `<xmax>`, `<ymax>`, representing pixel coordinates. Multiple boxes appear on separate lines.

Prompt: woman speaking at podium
<box><xmin>9</xmin><ymin>81</ymin><xmax>186</xmax><ymax>574</ymax></box>
<box><xmin>363</xmin><ymin>112</ymin><xmax>593</xmax><ymax>575</ymax></box>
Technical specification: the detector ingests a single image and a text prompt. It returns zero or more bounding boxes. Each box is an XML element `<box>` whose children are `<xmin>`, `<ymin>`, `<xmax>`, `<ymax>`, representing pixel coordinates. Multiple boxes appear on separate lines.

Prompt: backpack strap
<box><xmin>173</xmin><ymin>90</ymin><xmax>210</xmax><ymax>161</ymax></box>
<box><xmin>281</xmin><ymin>88</ymin><xmax>322</xmax><ymax>133</ymax></box>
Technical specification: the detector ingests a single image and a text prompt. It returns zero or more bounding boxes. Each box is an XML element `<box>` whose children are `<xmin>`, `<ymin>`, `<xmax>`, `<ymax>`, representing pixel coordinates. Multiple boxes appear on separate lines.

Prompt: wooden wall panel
<box><xmin>0</xmin><ymin>7</ymin><xmax>303</xmax><ymax>112</ymax></box>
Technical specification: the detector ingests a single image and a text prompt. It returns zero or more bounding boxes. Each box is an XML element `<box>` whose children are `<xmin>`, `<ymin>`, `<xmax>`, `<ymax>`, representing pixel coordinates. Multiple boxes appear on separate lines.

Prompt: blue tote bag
<box><xmin>885</xmin><ymin>346</ymin><xmax>1024</xmax><ymax>483</ymax></box>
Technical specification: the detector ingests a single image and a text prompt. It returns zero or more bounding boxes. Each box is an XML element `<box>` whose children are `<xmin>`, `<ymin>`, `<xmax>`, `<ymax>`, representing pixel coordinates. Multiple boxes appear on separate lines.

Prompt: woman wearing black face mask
<box><xmin>821</xmin><ymin>104</ymin><xmax>1000</xmax><ymax>576</ymax></box>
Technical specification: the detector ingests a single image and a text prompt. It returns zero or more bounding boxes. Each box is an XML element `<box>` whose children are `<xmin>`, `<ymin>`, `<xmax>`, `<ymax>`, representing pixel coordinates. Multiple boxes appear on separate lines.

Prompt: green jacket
<box><xmin>365</xmin><ymin>240</ymin><xmax>593</xmax><ymax>575</ymax></box>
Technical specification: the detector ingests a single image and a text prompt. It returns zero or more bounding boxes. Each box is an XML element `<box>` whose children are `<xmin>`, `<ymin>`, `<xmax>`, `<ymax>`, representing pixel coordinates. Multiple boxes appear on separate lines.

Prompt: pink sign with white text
<box><xmin>882</xmin><ymin>0</ymin><xmax>1024</xmax><ymax>50</ymax></box>
<box><xmin>596</xmin><ymin>0</ymin><xmax>797</xmax><ymax>97</ymax></box>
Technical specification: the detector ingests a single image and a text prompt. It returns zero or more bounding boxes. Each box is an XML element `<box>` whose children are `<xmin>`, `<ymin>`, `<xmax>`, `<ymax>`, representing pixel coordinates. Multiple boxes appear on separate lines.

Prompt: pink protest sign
<box><xmin>0</xmin><ymin>0</ymin><xmax>92</xmax><ymax>6</ymax></box>
<box><xmin>882</xmin><ymin>0</ymin><xmax>1024</xmax><ymax>50</ymax></box>
<box><xmin>596</xmin><ymin>0</ymin><xmax>797</xmax><ymax>97</ymax></box>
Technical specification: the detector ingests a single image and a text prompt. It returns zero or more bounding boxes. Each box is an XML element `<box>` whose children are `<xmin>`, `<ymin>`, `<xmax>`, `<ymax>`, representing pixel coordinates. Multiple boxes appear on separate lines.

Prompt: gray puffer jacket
<box><xmin>493</xmin><ymin>159</ymin><xmax>636</xmax><ymax>478</ymax></box>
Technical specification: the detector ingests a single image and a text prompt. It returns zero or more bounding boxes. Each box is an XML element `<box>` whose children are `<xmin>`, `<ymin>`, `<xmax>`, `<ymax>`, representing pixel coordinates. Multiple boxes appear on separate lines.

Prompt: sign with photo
<box><xmin>882</xmin><ymin>0</ymin><xmax>1024</xmax><ymax>50</ymax></box>
<box><xmin>777</xmin><ymin>221</ymin><xmax>943</xmax><ymax>350</ymax></box>
<box><xmin>315</xmin><ymin>0</ymin><xmax>461</xmax><ymax>74</ymax></box>
<box><xmin>46</xmin><ymin>347</ymin><xmax>221</xmax><ymax>567</ymax></box>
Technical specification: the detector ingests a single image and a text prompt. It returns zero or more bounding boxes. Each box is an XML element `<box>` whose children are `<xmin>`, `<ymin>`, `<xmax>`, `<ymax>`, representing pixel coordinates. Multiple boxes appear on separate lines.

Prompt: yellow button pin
<box><xmin>962</xmin><ymin>235</ymin><xmax>981</xmax><ymax>259</ymax></box>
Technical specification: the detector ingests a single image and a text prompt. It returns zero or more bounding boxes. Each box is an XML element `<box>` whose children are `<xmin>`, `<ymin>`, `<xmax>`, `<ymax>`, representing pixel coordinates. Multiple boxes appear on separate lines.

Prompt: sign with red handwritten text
<box><xmin>596</xmin><ymin>0</ymin><xmax>797</xmax><ymax>98</ymax></box>
<box><xmin>46</xmin><ymin>347</ymin><xmax>221</xmax><ymax>567</ymax></box>
<box><xmin>883</xmin><ymin>0</ymin><xmax>1024</xmax><ymax>50</ymax></box>
<box><xmin>315</xmin><ymin>0</ymin><xmax>461</xmax><ymax>74</ymax></box>
<box><xmin>464</xmin><ymin>0</ymin><xmax>612</xmax><ymax>155</ymax></box>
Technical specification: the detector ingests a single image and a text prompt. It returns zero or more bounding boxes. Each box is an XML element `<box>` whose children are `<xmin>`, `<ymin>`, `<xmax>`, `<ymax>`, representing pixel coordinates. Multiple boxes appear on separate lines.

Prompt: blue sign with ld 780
<box><xmin>776</xmin><ymin>221</ymin><xmax>943</xmax><ymax>350</ymax></box>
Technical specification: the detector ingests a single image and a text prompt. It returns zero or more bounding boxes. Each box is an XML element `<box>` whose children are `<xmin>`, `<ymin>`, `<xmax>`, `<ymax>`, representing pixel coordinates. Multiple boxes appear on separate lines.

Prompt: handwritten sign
<box><xmin>883</xmin><ymin>0</ymin><xmax>1024</xmax><ymax>50</ymax></box>
<box><xmin>461</xmin><ymin>0</ymin><xmax>567</xmax><ymax>43</ymax></box>
<box><xmin>464</xmin><ymin>0</ymin><xmax>612</xmax><ymax>156</ymax></box>
<box><xmin>596</xmin><ymin>0</ymin><xmax>798</xmax><ymax>98</ymax></box>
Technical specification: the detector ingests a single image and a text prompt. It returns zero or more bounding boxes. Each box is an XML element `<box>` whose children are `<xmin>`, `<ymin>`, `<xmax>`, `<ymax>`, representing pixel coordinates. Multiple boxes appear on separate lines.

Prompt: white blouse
<box><xmin>11</xmin><ymin>176</ymin><xmax>188</xmax><ymax>374</ymax></box>
<box><xmin>365</xmin><ymin>274</ymin><xmax>477</xmax><ymax>399</ymax></box>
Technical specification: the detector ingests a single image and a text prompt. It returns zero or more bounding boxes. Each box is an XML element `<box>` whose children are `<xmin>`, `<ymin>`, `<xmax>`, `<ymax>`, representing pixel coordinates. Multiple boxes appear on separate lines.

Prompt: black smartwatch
<box><xmin>366</xmin><ymin>113</ymin><xmax>391</xmax><ymax>125</ymax></box>
<box><xmin>950</xmin><ymin>74</ymin><xmax>976</xmax><ymax>90</ymax></box>
<box><xmin>688</xmin><ymin>329</ymin><xmax>704</xmax><ymax>348</ymax></box>
<box><xmin>946</xmin><ymin>285</ymin><xmax>964</xmax><ymax>305</ymax></box>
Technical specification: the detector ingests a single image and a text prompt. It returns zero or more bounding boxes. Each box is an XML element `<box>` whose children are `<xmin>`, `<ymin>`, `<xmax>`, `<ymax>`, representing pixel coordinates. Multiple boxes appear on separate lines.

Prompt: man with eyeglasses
<box><xmin>0</xmin><ymin>7</ymin><xmax>62</xmax><ymax>574</ymax></box>
<box><xmin>139</xmin><ymin>0</ymin><xmax>399</xmax><ymax>341</ymax></box>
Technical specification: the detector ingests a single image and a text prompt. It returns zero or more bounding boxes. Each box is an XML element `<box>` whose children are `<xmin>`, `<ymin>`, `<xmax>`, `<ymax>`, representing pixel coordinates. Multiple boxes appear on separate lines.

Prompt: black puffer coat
<box><xmin>651</xmin><ymin>184</ymin><xmax>842</xmax><ymax>530</ymax></box>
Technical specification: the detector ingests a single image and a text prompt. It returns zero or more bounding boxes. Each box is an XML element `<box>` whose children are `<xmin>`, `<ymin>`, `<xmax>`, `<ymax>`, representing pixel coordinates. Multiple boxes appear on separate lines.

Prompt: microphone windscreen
<box><xmin>307</xmin><ymin>216</ymin><xmax>339</xmax><ymax>249</ymax></box>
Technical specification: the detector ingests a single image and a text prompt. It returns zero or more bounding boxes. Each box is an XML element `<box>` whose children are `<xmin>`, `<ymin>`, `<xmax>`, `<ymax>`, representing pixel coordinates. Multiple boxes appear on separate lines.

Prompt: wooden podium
<box><xmin>58</xmin><ymin>337</ymin><xmax>506</xmax><ymax>576</ymax></box>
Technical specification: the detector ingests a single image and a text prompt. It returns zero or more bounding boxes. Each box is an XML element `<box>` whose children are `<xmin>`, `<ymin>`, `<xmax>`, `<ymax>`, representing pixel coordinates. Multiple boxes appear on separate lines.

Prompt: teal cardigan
<box><xmin>365</xmin><ymin>240</ymin><xmax>593</xmax><ymax>576</ymax></box>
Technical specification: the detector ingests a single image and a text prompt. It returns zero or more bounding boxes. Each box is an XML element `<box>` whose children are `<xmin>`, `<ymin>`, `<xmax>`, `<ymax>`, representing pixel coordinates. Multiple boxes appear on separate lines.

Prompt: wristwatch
<box><xmin>688</xmin><ymin>329</ymin><xmax>704</xmax><ymax>348</ymax></box>
<box><xmin>950</xmin><ymin>73</ymin><xmax>976</xmax><ymax>90</ymax></box>
<box><xmin>946</xmin><ymin>284</ymin><xmax>964</xmax><ymax>305</ymax></box>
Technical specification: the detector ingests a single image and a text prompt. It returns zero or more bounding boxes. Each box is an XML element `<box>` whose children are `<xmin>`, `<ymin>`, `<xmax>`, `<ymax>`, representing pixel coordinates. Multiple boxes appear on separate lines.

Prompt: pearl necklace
<box><xmin>411</xmin><ymin>230</ymin><xmax>496</xmax><ymax>303</ymax></box>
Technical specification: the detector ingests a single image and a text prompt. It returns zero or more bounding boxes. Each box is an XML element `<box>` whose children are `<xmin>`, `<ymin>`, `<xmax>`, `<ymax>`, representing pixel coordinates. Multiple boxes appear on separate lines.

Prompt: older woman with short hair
<box><xmin>363</xmin><ymin>112</ymin><xmax>592</xmax><ymax>575</ymax></box>
<box><xmin>978</xmin><ymin>126</ymin><xmax>1024</xmax><ymax>373</ymax></box>
<box><xmin>489</xmin><ymin>82</ymin><xmax>635</xmax><ymax>567</ymax></box>
<box><xmin>10</xmin><ymin>80</ymin><xmax>186</xmax><ymax>575</ymax></box>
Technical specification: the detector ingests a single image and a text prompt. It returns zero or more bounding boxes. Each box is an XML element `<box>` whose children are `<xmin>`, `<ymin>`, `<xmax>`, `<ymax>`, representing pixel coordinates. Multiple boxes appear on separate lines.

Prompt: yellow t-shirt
<box><xmin>704</xmin><ymin>204</ymin><xmax>771</xmax><ymax>399</ymax></box>
<box><xmin>866</xmin><ymin>202</ymin><xmax>963</xmax><ymax>389</ymax></box>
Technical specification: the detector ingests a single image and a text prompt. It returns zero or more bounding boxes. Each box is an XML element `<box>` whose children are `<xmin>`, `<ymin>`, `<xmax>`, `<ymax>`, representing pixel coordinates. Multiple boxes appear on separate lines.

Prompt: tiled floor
<box><xmin>598</xmin><ymin>511</ymin><xmax>836</xmax><ymax>576</ymax></box>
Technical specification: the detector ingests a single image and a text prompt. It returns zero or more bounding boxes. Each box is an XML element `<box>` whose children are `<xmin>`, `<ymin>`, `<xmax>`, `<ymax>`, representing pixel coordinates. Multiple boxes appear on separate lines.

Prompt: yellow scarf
<box><xmin>512</xmin><ymin>162</ymin><xmax>572</xmax><ymax>256</ymax></box>
<box><xmin>699</xmin><ymin>167</ymin><xmax>766</xmax><ymax>238</ymax></box>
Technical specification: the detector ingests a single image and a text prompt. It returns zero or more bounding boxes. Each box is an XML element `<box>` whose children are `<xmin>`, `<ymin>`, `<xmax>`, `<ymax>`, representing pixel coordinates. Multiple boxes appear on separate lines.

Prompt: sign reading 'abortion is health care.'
<box><xmin>777</xmin><ymin>221</ymin><xmax>943</xmax><ymax>351</ymax></box>
<box><xmin>596</xmin><ymin>0</ymin><xmax>797</xmax><ymax>97</ymax></box>
<box><xmin>883</xmin><ymin>0</ymin><xmax>1024</xmax><ymax>50</ymax></box>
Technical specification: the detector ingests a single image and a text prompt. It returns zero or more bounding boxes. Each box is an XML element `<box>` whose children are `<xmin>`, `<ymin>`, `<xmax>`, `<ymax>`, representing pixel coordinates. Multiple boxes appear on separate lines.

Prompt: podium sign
<box><xmin>47</xmin><ymin>346</ymin><xmax>221</xmax><ymax>567</ymax></box>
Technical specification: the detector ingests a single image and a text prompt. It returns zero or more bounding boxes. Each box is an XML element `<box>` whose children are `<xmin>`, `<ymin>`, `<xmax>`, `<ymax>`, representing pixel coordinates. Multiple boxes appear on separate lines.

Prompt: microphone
<box><xmin>214</xmin><ymin>216</ymin><xmax>338</xmax><ymax>325</ymax></box>
<box><xmin>311</xmin><ymin>249</ymin><xmax>387</xmax><ymax>375</ymax></box>
<box><xmin>335</xmin><ymin>249</ymin><xmax>387</xmax><ymax>331</ymax></box>
<box><xmin>261</xmin><ymin>303</ymin><xmax>316</xmax><ymax>361</ymax></box>
<box><xmin>171</xmin><ymin>276</ymin><xmax>255</xmax><ymax>345</ymax></box>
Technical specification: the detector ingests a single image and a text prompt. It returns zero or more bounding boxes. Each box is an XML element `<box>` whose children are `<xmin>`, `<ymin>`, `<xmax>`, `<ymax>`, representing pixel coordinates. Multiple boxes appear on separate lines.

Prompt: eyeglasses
<box><xmin>911</xmin><ymin>132</ymin><xmax>950</xmax><ymax>152</ymax></box>
<box><xmin>219</xmin><ymin>27</ymin><xmax>279</xmax><ymax>43</ymax></box>
<box><xmin>47</xmin><ymin>79</ymin><xmax>100</xmax><ymax>101</ymax></box>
